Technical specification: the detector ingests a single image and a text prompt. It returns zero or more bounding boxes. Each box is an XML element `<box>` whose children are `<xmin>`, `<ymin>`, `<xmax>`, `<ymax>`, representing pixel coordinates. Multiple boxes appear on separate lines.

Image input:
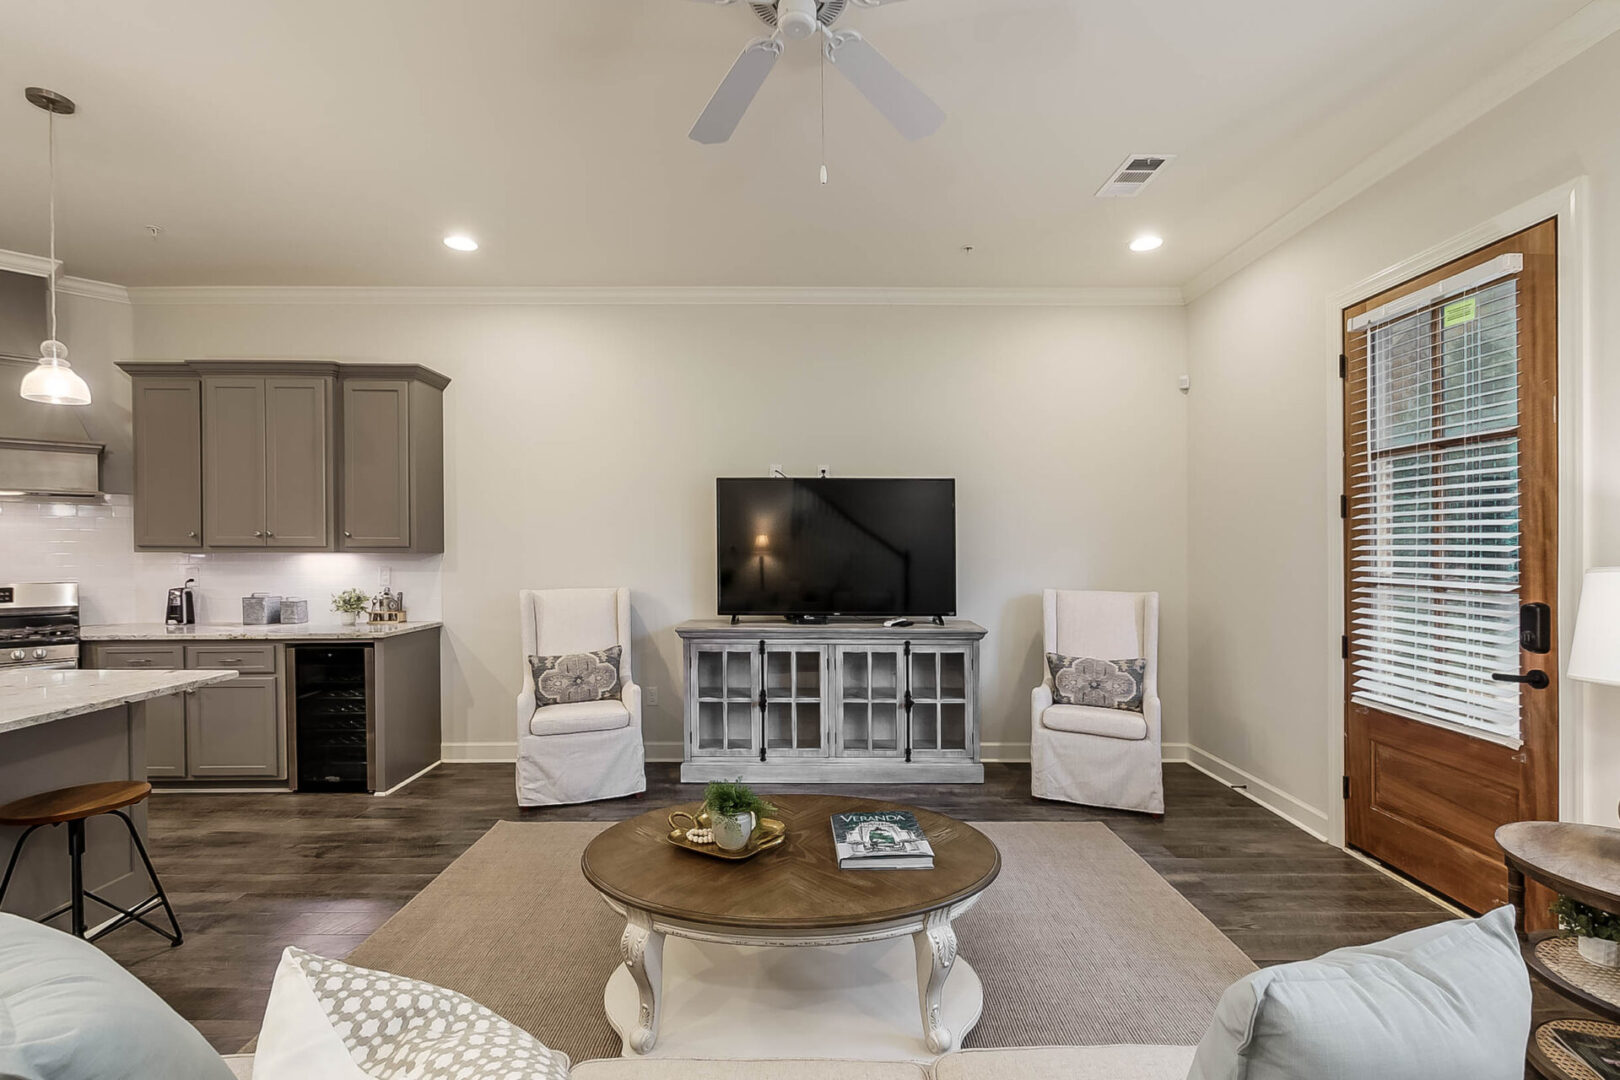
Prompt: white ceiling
<box><xmin>0</xmin><ymin>0</ymin><xmax>1597</xmax><ymax>289</ymax></box>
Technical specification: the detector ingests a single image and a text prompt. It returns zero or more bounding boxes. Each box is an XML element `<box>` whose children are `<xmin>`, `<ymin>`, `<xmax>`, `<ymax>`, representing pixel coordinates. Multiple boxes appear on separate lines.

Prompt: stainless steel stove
<box><xmin>0</xmin><ymin>582</ymin><xmax>80</xmax><ymax>670</ymax></box>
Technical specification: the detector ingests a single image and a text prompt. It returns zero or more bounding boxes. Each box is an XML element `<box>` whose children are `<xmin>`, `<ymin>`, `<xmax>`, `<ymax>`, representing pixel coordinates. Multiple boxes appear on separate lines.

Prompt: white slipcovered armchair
<box><xmin>516</xmin><ymin>587</ymin><xmax>646</xmax><ymax>807</ymax></box>
<box><xmin>1031</xmin><ymin>589</ymin><xmax>1163</xmax><ymax>815</ymax></box>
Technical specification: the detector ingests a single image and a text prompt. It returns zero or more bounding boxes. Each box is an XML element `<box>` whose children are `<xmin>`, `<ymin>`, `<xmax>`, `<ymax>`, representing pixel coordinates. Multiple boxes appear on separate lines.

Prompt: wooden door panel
<box><xmin>202</xmin><ymin>377</ymin><xmax>267</xmax><ymax>547</ymax></box>
<box><xmin>1344</xmin><ymin>220</ymin><xmax>1557</xmax><ymax>926</ymax></box>
<box><xmin>340</xmin><ymin>379</ymin><xmax>411</xmax><ymax>548</ymax></box>
<box><xmin>131</xmin><ymin>377</ymin><xmax>203</xmax><ymax>549</ymax></box>
<box><xmin>265</xmin><ymin>376</ymin><xmax>332</xmax><ymax>547</ymax></box>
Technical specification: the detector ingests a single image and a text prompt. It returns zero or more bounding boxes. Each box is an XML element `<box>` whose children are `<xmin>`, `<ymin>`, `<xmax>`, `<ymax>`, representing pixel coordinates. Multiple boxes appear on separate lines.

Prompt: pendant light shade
<box><xmin>22</xmin><ymin>87</ymin><xmax>90</xmax><ymax>407</ymax></box>
<box><xmin>20</xmin><ymin>340</ymin><xmax>91</xmax><ymax>405</ymax></box>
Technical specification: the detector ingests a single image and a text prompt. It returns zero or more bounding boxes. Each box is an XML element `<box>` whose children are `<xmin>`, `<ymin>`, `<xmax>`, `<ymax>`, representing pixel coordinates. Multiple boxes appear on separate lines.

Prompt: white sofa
<box><xmin>1030</xmin><ymin>589</ymin><xmax>1164</xmax><ymax>815</ymax></box>
<box><xmin>516</xmin><ymin>587</ymin><xmax>647</xmax><ymax>807</ymax></box>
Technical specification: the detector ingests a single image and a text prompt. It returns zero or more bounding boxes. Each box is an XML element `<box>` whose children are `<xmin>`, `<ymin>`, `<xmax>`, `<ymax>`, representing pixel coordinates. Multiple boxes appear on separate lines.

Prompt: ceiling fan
<box><xmin>684</xmin><ymin>0</ymin><xmax>945</xmax><ymax>145</ymax></box>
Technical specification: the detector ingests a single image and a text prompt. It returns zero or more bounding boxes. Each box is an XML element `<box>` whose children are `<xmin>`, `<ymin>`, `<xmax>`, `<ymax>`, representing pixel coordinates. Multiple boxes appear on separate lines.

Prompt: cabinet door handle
<box><xmin>265</xmin><ymin>531</ymin><xmax>274</xmax><ymax>538</ymax></box>
<box><xmin>129</xmin><ymin>658</ymin><xmax>153</xmax><ymax>665</ymax></box>
<box><xmin>218</xmin><ymin>657</ymin><xmax>243</xmax><ymax>664</ymax></box>
<box><xmin>253</xmin><ymin>530</ymin><xmax>264</xmax><ymax>537</ymax></box>
<box><xmin>344</xmin><ymin>531</ymin><xmax>352</xmax><ymax>538</ymax></box>
<box><xmin>187</xmin><ymin>530</ymin><xmax>198</xmax><ymax>539</ymax></box>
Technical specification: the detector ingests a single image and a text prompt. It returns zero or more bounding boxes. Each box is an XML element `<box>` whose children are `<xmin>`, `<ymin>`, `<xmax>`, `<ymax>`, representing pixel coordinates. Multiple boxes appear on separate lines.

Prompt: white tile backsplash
<box><xmin>0</xmin><ymin>496</ymin><xmax>442</xmax><ymax>625</ymax></box>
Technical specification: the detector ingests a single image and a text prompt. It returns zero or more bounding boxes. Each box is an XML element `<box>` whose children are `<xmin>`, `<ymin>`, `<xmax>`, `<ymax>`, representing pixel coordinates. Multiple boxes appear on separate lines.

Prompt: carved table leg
<box><xmin>913</xmin><ymin>907</ymin><xmax>958</xmax><ymax>1055</ymax></box>
<box><xmin>619</xmin><ymin>907</ymin><xmax>665</xmax><ymax>1054</ymax></box>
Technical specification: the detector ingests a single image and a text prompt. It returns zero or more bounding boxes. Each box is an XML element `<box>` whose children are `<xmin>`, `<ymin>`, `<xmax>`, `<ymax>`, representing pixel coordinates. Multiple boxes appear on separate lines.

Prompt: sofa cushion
<box><xmin>529</xmin><ymin>698</ymin><xmax>632</xmax><ymax>736</ymax></box>
<box><xmin>253</xmin><ymin>947</ymin><xmax>568</xmax><ymax>1080</ymax></box>
<box><xmin>1188</xmin><ymin>905</ymin><xmax>1530</xmax><ymax>1080</ymax></box>
<box><xmin>571</xmin><ymin>1061</ymin><xmax>928</xmax><ymax>1080</ymax></box>
<box><xmin>936</xmin><ymin>1045</ymin><xmax>1196</xmax><ymax>1080</ymax></box>
<box><xmin>1041</xmin><ymin>703</ymin><xmax>1148</xmax><ymax>740</ymax></box>
<box><xmin>0</xmin><ymin>913</ymin><xmax>234</xmax><ymax>1080</ymax></box>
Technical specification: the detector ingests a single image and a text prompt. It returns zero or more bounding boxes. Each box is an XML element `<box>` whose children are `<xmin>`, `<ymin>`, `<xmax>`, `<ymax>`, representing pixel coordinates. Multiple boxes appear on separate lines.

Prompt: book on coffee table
<box><xmin>830</xmin><ymin>810</ymin><xmax>935</xmax><ymax>870</ymax></box>
<box><xmin>1554</xmin><ymin>1028</ymin><xmax>1620</xmax><ymax>1080</ymax></box>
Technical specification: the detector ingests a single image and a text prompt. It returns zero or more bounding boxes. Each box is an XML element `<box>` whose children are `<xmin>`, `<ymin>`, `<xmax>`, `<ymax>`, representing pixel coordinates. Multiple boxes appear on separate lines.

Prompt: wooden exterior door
<box><xmin>1343</xmin><ymin>220</ymin><xmax>1558</xmax><ymax>921</ymax></box>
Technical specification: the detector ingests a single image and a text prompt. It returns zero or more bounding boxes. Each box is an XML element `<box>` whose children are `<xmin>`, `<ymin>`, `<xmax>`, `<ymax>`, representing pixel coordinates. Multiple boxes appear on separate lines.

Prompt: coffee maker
<box><xmin>165</xmin><ymin>578</ymin><xmax>196</xmax><ymax>626</ymax></box>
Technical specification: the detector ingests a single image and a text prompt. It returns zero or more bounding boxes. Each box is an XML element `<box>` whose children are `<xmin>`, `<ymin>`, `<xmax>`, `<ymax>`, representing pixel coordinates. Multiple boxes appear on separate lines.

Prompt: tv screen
<box><xmin>716</xmin><ymin>478</ymin><xmax>956</xmax><ymax>618</ymax></box>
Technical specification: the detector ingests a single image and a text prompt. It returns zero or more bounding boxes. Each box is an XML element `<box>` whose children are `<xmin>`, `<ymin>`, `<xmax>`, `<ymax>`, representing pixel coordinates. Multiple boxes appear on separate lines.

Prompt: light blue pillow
<box><xmin>0</xmin><ymin>913</ymin><xmax>232</xmax><ymax>1080</ymax></box>
<box><xmin>1188</xmin><ymin>905</ymin><xmax>1530</xmax><ymax>1080</ymax></box>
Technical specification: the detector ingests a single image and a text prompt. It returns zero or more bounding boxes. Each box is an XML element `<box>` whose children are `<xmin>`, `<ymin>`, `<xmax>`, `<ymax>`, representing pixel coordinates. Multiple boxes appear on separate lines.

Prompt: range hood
<box><xmin>0</xmin><ymin>271</ymin><xmax>104</xmax><ymax>498</ymax></box>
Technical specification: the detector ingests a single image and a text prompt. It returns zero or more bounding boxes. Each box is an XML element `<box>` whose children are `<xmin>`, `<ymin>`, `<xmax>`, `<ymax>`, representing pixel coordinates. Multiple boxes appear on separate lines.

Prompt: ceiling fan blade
<box><xmin>689</xmin><ymin>36</ymin><xmax>784</xmax><ymax>144</ymax></box>
<box><xmin>824</xmin><ymin>30</ymin><xmax>944</xmax><ymax>141</ymax></box>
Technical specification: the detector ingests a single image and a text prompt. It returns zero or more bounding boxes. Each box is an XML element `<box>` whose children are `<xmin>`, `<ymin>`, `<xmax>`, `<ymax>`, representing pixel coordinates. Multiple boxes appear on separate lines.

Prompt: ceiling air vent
<box><xmin>1095</xmin><ymin>154</ymin><xmax>1175</xmax><ymax>198</ymax></box>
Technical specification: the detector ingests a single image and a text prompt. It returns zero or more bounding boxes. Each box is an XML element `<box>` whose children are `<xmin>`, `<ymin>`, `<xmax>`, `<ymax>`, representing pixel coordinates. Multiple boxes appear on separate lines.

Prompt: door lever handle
<box><xmin>1492</xmin><ymin>670</ymin><xmax>1550</xmax><ymax>690</ymax></box>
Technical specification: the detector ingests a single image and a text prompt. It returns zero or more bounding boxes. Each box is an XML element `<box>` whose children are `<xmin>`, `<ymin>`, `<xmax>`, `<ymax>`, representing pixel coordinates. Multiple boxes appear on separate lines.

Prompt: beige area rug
<box><xmin>345</xmin><ymin>821</ymin><xmax>1254</xmax><ymax>1064</ymax></box>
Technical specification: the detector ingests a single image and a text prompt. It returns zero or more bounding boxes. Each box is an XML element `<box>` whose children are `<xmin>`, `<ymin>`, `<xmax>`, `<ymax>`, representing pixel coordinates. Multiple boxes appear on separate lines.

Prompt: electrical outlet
<box><xmin>645</xmin><ymin>686</ymin><xmax>659</xmax><ymax>707</ymax></box>
<box><xmin>379</xmin><ymin>566</ymin><xmax>392</xmax><ymax>587</ymax></box>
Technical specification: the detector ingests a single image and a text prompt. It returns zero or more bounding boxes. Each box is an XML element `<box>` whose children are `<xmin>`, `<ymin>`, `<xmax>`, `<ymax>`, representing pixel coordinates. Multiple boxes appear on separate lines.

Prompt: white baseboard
<box><xmin>373</xmin><ymin>760</ymin><xmax>442</xmax><ymax>796</ymax></box>
<box><xmin>1161</xmin><ymin>741</ymin><xmax>1190</xmax><ymax>763</ymax></box>
<box><xmin>449</xmin><ymin>740</ymin><xmax>1190</xmax><ymax>766</ymax></box>
<box><xmin>1185</xmin><ymin>745</ymin><xmax>1331</xmax><ymax>842</ymax></box>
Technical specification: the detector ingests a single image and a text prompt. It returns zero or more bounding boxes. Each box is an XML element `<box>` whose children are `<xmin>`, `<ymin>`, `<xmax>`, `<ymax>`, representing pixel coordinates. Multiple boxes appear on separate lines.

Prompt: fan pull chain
<box><xmin>819</xmin><ymin>43</ymin><xmax>828</xmax><ymax>185</ymax></box>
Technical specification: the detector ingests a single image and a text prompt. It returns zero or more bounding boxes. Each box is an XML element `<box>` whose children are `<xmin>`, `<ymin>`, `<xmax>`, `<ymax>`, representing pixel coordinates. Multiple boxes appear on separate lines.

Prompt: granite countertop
<box><xmin>80</xmin><ymin>620</ymin><xmax>442</xmax><ymax>642</ymax></box>
<box><xmin>0</xmin><ymin>668</ymin><xmax>238</xmax><ymax>736</ymax></box>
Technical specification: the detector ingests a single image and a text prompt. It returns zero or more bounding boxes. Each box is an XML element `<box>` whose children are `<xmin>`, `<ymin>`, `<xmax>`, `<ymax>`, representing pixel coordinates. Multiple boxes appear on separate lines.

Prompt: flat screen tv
<box><xmin>716</xmin><ymin>478</ymin><xmax>956</xmax><ymax>619</ymax></box>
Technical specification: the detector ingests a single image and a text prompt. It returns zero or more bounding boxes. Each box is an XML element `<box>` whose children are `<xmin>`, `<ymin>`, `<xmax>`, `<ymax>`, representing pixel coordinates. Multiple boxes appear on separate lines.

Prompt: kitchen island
<box><xmin>0</xmin><ymin>667</ymin><xmax>235</xmax><ymax>924</ymax></box>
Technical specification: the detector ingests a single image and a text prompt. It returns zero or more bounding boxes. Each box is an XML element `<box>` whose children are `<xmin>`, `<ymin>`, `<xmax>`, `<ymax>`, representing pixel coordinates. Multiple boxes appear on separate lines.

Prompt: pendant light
<box><xmin>20</xmin><ymin>87</ymin><xmax>91</xmax><ymax>406</ymax></box>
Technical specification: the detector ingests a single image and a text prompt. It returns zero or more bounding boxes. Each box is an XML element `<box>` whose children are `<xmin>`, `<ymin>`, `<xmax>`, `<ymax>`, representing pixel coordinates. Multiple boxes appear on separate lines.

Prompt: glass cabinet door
<box><xmin>909</xmin><ymin>647</ymin><xmax>972</xmax><ymax>759</ymax></box>
<box><xmin>691</xmin><ymin>646</ymin><xmax>759</xmax><ymax>757</ymax></box>
<box><xmin>835</xmin><ymin>647</ymin><xmax>906</xmax><ymax>758</ymax></box>
<box><xmin>763</xmin><ymin>647</ymin><xmax>828</xmax><ymax>757</ymax></box>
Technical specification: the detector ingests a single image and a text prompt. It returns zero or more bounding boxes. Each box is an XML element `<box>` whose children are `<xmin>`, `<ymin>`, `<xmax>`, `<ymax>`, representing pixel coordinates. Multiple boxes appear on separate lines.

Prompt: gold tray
<box><xmin>666</xmin><ymin>810</ymin><xmax>787</xmax><ymax>861</ymax></box>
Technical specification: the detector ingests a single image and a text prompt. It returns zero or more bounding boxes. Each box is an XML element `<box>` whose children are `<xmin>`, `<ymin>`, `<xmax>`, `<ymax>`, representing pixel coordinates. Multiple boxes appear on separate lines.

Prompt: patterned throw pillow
<box><xmin>253</xmin><ymin>947</ymin><xmax>569</xmax><ymax>1080</ymax></box>
<box><xmin>1047</xmin><ymin>652</ymin><xmax>1148</xmax><ymax>711</ymax></box>
<box><xmin>528</xmin><ymin>645</ymin><xmax>622</xmax><ymax>706</ymax></box>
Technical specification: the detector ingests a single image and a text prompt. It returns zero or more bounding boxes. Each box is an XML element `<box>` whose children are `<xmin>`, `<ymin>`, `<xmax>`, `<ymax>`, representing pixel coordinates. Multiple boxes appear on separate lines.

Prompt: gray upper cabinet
<box><xmin>202</xmin><ymin>376</ymin><xmax>270</xmax><ymax>546</ymax></box>
<box><xmin>130</xmin><ymin>377</ymin><xmax>203</xmax><ymax>548</ymax></box>
<box><xmin>265</xmin><ymin>377</ymin><xmax>333</xmax><ymax>547</ymax></box>
<box><xmin>120</xmin><ymin>361</ymin><xmax>443</xmax><ymax>554</ymax></box>
<box><xmin>341</xmin><ymin>379</ymin><xmax>411</xmax><ymax>548</ymax></box>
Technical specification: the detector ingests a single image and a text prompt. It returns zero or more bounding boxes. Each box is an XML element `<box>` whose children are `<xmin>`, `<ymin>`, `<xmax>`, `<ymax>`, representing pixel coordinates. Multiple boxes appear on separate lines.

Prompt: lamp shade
<box><xmin>19</xmin><ymin>341</ymin><xmax>91</xmax><ymax>406</ymax></box>
<box><xmin>1567</xmin><ymin>568</ymin><xmax>1620</xmax><ymax>686</ymax></box>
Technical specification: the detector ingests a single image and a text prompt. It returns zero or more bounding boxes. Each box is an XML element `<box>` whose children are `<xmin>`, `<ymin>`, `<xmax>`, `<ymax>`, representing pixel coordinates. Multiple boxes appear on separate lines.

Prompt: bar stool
<box><xmin>0</xmin><ymin>780</ymin><xmax>182</xmax><ymax>946</ymax></box>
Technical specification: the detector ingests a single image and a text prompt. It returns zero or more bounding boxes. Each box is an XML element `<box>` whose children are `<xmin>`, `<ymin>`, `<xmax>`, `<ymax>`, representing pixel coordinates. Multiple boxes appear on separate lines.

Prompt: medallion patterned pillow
<box><xmin>1047</xmin><ymin>652</ymin><xmax>1148</xmax><ymax>711</ymax></box>
<box><xmin>253</xmin><ymin>947</ymin><xmax>569</xmax><ymax>1080</ymax></box>
<box><xmin>528</xmin><ymin>645</ymin><xmax>622</xmax><ymax>706</ymax></box>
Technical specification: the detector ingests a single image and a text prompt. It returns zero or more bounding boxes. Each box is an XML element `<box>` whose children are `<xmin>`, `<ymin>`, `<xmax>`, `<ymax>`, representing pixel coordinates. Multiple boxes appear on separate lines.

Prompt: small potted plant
<box><xmin>1554</xmin><ymin>895</ymin><xmax>1620</xmax><ymax>967</ymax></box>
<box><xmin>703</xmin><ymin>780</ymin><xmax>777</xmax><ymax>853</ymax></box>
<box><xmin>331</xmin><ymin>588</ymin><xmax>370</xmax><ymax>627</ymax></box>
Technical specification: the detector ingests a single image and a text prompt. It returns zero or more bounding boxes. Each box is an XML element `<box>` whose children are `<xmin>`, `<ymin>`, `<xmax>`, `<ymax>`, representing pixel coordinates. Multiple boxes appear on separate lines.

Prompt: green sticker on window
<box><xmin>1443</xmin><ymin>298</ymin><xmax>1477</xmax><ymax>327</ymax></box>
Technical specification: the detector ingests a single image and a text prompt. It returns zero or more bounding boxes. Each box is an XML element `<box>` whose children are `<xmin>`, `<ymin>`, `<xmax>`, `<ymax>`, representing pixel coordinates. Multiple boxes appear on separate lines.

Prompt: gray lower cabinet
<box><xmin>91</xmin><ymin>644</ymin><xmax>189</xmax><ymax>776</ymax></box>
<box><xmin>185</xmin><ymin>676</ymin><xmax>282</xmax><ymax>777</ymax></box>
<box><xmin>677</xmin><ymin>619</ymin><xmax>986</xmax><ymax>783</ymax></box>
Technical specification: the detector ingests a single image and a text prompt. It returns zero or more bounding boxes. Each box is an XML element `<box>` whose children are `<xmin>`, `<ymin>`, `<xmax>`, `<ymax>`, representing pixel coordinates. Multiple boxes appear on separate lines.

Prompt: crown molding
<box><xmin>124</xmin><ymin>284</ymin><xmax>1186</xmax><ymax>308</ymax></box>
<box><xmin>1182</xmin><ymin>0</ymin><xmax>1620</xmax><ymax>301</ymax></box>
<box><xmin>0</xmin><ymin>249</ymin><xmax>55</xmax><ymax>278</ymax></box>
<box><xmin>57</xmin><ymin>276</ymin><xmax>131</xmax><ymax>304</ymax></box>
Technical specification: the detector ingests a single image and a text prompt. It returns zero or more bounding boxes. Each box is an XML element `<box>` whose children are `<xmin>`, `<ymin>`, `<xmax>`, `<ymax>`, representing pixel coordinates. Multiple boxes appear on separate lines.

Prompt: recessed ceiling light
<box><xmin>443</xmin><ymin>233</ymin><xmax>478</xmax><ymax>252</ymax></box>
<box><xmin>1129</xmin><ymin>234</ymin><xmax>1164</xmax><ymax>253</ymax></box>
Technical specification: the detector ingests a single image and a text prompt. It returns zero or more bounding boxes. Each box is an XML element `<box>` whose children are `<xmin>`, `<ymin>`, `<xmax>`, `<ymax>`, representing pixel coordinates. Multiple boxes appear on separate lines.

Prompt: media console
<box><xmin>676</xmin><ymin>618</ymin><xmax>987</xmax><ymax>784</ymax></box>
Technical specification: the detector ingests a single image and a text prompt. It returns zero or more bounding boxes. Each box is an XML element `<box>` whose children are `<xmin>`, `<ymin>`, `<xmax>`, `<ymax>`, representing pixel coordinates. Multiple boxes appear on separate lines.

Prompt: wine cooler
<box><xmin>292</xmin><ymin>645</ymin><xmax>373</xmax><ymax>792</ymax></box>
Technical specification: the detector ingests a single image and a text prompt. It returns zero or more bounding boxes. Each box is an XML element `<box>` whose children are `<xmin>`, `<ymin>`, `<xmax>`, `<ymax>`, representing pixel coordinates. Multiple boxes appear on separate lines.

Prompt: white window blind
<box><xmin>1346</xmin><ymin>277</ymin><xmax>1523</xmax><ymax>737</ymax></box>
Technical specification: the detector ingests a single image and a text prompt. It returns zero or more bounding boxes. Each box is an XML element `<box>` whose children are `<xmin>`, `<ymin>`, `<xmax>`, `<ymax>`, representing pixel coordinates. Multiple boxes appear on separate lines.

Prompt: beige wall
<box><xmin>62</xmin><ymin>290</ymin><xmax>136</xmax><ymax>494</ymax></box>
<box><xmin>1186</xmin><ymin>33</ymin><xmax>1620</xmax><ymax>831</ymax></box>
<box><xmin>131</xmin><ymin>301</ymin><xmax>1190</xmax><ymax>760</ymax></box>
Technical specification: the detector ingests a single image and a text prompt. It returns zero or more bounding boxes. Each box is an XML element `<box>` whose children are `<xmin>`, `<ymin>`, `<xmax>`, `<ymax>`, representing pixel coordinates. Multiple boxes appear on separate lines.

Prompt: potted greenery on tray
<box><xmin>332</xmin><ymin>588</ymin><xmax>370</xmax><ymax>627</ymax></box>
<box><xmin>703</xmin><ymin>780</ymin><xmax>778</xmax><ymax>853</ymax></box>
<box><xmin>1554</xmin><ymin>895</ymin><xmax>1620</xmax><ymax>967</ymax></box>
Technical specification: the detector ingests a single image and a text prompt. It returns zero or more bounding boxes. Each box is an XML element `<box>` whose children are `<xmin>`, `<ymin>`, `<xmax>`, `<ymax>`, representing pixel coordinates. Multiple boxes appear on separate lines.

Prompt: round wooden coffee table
<box><xmin>582</xmin><ymin>794</ymin><xmax>1000</xmax><ymax>1059</ymax></box>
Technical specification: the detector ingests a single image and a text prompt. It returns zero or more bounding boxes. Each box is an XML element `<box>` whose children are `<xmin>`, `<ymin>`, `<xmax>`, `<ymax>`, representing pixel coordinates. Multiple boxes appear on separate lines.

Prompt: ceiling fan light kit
<box><xmin>686</xmin><ymin>0</ymin><xmax>942</xmax><ymax>146</ymax></box>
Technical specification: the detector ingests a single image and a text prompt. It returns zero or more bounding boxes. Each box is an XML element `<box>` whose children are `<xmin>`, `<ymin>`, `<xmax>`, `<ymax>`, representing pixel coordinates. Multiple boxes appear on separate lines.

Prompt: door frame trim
<box><xmin>1322</xmin><ymin>178</ymin><xmax>1592</xmax><ymax>848</ymax></box>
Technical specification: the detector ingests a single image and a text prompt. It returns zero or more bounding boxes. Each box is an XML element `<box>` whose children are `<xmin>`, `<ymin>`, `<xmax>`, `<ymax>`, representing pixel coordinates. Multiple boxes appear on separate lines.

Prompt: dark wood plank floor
<box><xmin>92</xmin><ymin>762</ymin><xmax>1466</xmax><ymax>1052</ymax></box>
